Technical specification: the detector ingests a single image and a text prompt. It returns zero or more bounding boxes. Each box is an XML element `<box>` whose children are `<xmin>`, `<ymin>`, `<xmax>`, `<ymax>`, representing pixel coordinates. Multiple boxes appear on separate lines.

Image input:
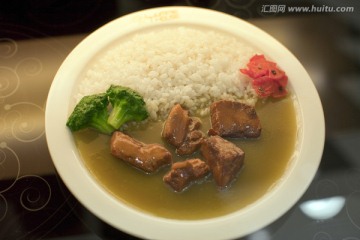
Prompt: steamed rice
<box><xmin>77</xmin><ymin>26</ymin><xmax>259</xmax><ymax>120</ymax></box>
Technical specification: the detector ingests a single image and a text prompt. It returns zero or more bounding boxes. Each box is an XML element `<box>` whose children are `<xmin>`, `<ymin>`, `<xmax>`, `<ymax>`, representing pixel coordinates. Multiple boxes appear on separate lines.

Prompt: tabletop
<box><xmin>1</xmin><ymin>0</ymin><xmax>360</xmax><ymax>239</ymax></box>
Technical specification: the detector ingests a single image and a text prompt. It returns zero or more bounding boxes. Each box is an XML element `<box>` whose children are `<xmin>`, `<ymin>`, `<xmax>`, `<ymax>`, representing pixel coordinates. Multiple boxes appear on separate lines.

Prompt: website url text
<box><xmin>261</xmin><ymin>4</ymin><xmax>354</xmax><ymax>14</ymax></box>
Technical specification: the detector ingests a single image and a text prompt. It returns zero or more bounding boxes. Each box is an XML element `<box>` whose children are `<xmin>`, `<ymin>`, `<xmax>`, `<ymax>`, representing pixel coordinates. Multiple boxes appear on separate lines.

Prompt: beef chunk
<box><xmin>201</xmin><ymin>135</ymin><xmax>245</xmax><ymax>188</ymax></box>
<box><xmin>110</xmin><ymin>131</ymin><xmax>172</xmax><ymax>173</ymax></box>
<box><xmin>162</xmin><ymin>104</ymin><xmax>204</xmax><ymax>155</ymax></box>
<box><xmin>163</xmin><ymin>159</ymin><xmax>210</xmax><ymax>192</ymax></box>
<box><xmin>176</xmin><ymin>117</ymin><xmax>204</xmax><ymax>155</ymax></box>
<box><xmin>162</xmin><ymin>104</ymin><xmax>190</xmax><ymax>147</ymax></box>
<box><xmin>208</xmin><ymin>100</ymin><xmax>261</xmax><ymax>138</ymax></box>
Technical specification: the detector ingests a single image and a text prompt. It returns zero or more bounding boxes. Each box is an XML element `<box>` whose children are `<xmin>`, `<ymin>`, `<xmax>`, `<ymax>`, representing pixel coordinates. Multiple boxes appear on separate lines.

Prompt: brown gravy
<box><xmin>74</xmin><ymin>96</ymin><xmax>298</xmax><ymax>220</ymax></box>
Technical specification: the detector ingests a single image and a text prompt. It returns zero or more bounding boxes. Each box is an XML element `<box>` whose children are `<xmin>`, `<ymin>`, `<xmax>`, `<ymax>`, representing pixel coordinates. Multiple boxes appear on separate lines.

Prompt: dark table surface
<box><xmin>1</xmin><ymin>0</ymin><xmax>360</xmax><ymax>239</ymax></box>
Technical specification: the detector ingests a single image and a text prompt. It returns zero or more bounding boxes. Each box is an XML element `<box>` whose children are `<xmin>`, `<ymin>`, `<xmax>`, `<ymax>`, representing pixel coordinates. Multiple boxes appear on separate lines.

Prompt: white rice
<box><xmin>76</xmin><ymin>26</ymin><xmax>259</xmax><ymax>120</ymax></box>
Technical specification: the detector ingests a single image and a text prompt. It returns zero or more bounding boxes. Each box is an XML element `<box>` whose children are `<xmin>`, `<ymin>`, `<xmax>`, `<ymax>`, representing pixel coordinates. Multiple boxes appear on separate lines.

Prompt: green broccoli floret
<box><xmin>66</xmin><ymin>93</ymin><xmax>115</xmax><ymax>135</ymax></box>
<box><xmin>106</xmin><ymin>85</ymin><xmax>149</xmax><ymax>129</ymax></box>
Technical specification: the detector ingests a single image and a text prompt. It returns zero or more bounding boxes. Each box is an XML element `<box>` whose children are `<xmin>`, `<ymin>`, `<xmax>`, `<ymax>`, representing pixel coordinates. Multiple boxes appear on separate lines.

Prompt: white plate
<box><xmin>45</xmin><ymin>6</ymin><xmax>325</xmax><ymax>240</ymax></box>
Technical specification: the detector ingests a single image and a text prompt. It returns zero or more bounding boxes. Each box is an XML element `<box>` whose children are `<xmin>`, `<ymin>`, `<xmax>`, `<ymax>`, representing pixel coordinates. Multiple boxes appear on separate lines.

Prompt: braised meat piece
<box><xmin>201</xmin><ymin>135</ymin><xmax>245</xmax><ymax>189</ymax></box>
<box><xmin>162</xmin><ymin>104</ymin><xmax>204</xmax><ymax>155</ymax></box>
<box><xmin>162</xmin><ymin>104</ymin><xmax>190</xmax><ymax>147</ymax></box>
<box><xmin>176</xmin><ymin>117</ymin><xmax>204</xmax><ymax>155</ymax></box>
<box><xmin>110</xmin><ymin>131</ymin><xmax>172</xmax><ymax>173</ymax></box>
<box><xmin>208</xmin><ymin>100</ymin><xmax>261</xmax><ymax>138</ymax></box>
<box><xmin>163</xmin><ymin>158</ymin><xmax>210</xmax><ymax>192</ymax></box>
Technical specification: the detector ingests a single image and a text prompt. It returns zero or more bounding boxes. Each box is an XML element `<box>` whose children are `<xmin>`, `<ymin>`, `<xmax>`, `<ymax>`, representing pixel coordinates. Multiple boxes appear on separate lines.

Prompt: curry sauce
<box><xmin>74</xmin><ymin>96</ymin><xmax>298</xmax><ymax>220</ymax></box>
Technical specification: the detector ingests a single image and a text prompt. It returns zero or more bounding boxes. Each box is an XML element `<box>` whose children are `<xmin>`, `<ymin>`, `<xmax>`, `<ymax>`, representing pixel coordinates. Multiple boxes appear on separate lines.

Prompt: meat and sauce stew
<box><xmin>74</xmin><ymin>96</ymin><xmax>298</xmax><ymax>220</ymax></box>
